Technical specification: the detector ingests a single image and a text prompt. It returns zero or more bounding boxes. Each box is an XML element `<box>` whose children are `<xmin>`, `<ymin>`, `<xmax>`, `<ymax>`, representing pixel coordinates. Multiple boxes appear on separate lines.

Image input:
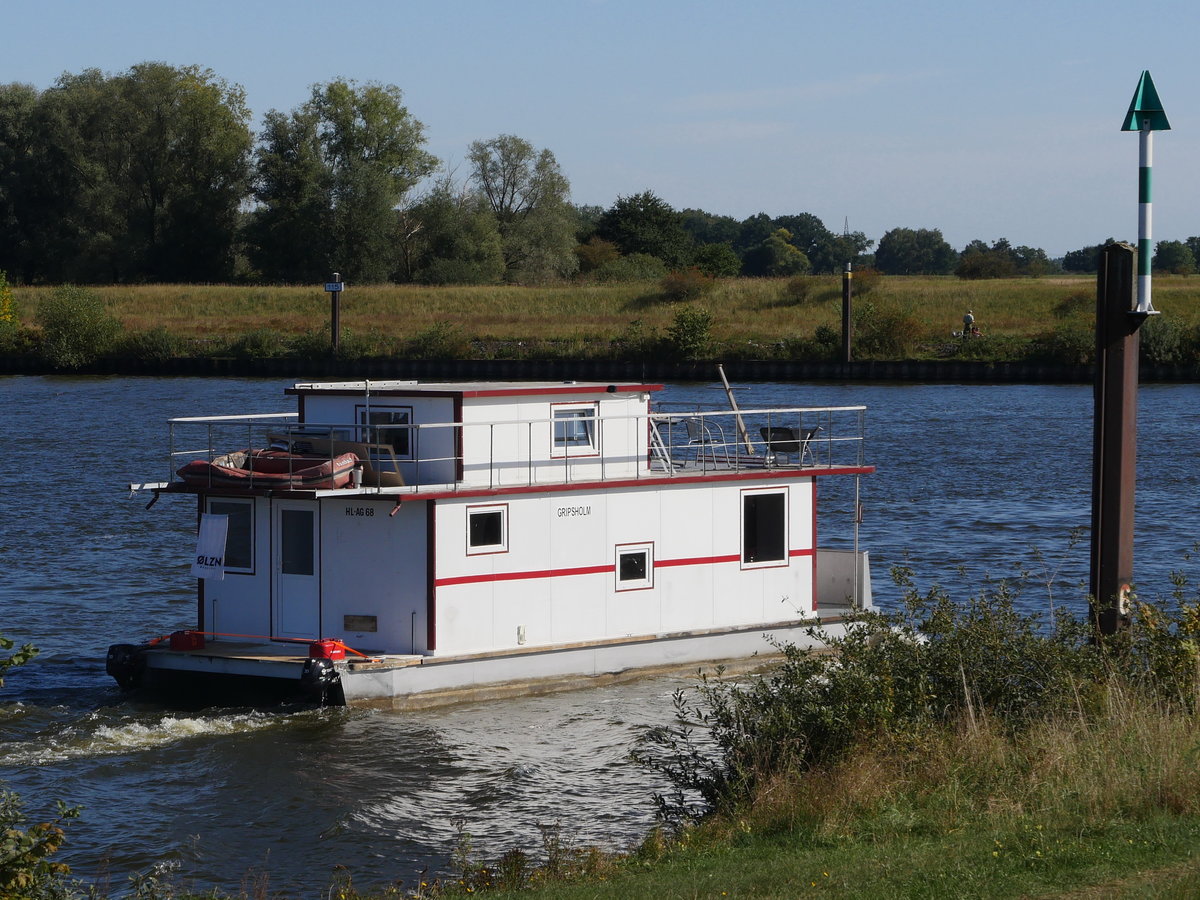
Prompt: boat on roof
<box><xmin>109</xmin><ymin>379</ymin><xmax>875</xmax><ymax>708</ymax></box>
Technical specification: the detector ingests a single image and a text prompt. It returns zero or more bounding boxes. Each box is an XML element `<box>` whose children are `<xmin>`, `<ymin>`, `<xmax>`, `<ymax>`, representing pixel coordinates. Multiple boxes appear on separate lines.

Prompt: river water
<box><xmin>2</xmin><ymin>376</ymin><xmax>1198</xmax><ymax>896</ymax></box>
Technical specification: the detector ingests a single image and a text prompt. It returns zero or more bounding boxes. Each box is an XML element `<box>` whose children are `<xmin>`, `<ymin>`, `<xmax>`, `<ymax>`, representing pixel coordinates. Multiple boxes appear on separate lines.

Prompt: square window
<box><xmin>207</xmin><ymin>498</ymin><xmax>253</xmax><ymax>573</ymax></box>
<box><xmin>616</xmin><ymin>542</ymin><xmax>653</xmax><ymax>591</ymax></box>
<box><xmin>742</xmin><ymin>490</ymin><xmax>787</xmax><ymax>567</ymax></box>
<box><xmin>467</xmin><ymin>505</ymin><xmax>507</xmax><ymax>554</ymax></box>
<box><xmin>551</xmin><ymin>403</ymin><xmax>598</xmax><ymax>457</ymax></box>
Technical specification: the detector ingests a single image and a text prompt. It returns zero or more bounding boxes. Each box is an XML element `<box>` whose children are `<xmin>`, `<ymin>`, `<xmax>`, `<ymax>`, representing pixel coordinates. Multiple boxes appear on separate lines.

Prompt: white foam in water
<box><xmin>0</xmin><ymin>712</ymin><xmax>279</xmax><ymax>766</ymax></box>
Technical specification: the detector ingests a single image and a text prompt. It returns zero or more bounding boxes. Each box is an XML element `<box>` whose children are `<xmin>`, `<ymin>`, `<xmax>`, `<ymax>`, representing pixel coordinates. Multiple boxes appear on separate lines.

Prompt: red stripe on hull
<box><xmin>435</xmin><ymin>548</ymin><xmax>814</xmax><ymax>587</ymax></box>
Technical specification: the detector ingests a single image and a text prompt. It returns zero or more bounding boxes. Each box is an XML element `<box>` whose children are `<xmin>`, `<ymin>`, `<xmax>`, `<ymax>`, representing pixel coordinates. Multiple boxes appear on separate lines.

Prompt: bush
<box><xmin>660</xmin><ymin>267</ymin><xmax>714</xmax><ymax>302</ymax></box>
<box><xmin>1033</xmin><ymin>322</ymin><xmax>1093</xmax><ymax>364</ymax></box>
<box><xmin>226</xmin><ymin>328</ymin><xmax>291</xmax><ymax>359</ymax></box>
<box><xmin>780</xmin><ymin>276</ymin><xmax>811</xmax><ymax>305</ymax></box>
<box><xmin>851</xmin><ymin>266</ymin><xmax>881</xmax><ymax>296</ymax></box>
<box><xmin>692</xmin><ymin>243</ymin><xmax>742</xmax><ymax>278</ymax></box>
<box><xmin>0</xmin><ymin>270</ymin><xmax>15</xmax><ymax>333</ymax></box>
<box><xmin>852</xmin><ymin>300</ymin><xmax>924</xmax><ymax>359</ymax></box>
<box><xmin>610</xmin><ymin>318</ymin><xmax>661</xmax><ymax>358</ymax></box>
<box><xmin>2</xmin><ymin>634</ymin><xmax>79</xmax><ymax>898</ymax></box>
<box><xmin>574</xmin><ymin>236</ymin><xmax>621</xmax><ymax>275</ymax></box>
<box><xmin>664</xmin><ymin>306</ymin><xmax>713</xmax><ymax>360</ymax></box>
<box><xmin>592</xmin><ymin>253</ymin><xmax>668</xmax><ymax>283</ymax></box>
<box><xmin>1141</xmin><ymin>314</ymin><xmax>1193</xmax><ymax>366</ymax></box>
<box><xmin>634</xmin><ymin>556</ymin><xmax>1200</xmax><ymax>825</ymax></box>
<box><xmin>121</xmin><ymin>327</ymin><xmax>185</xmax><ymax>362</ymax></box>
<box><xmin>35</xmin><ymin>285</ymin><xmax>121</xmax><ymax>369</ymax></box>
<box><xmin>951</xmin><ymin>333</ymin><xmax>1032</xmax><ymax>361</ymax></box>
<box><xmin>405</xmin><ymin>321</ymin><xmax>471</xmax><ymax>360</ymax></box>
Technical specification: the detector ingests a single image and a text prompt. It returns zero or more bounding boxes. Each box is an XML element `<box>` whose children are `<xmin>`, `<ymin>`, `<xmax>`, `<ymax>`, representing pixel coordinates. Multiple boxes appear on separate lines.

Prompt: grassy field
<box><xmin>10</xmin><ymin>276</ymin><xmax>1200</xmax><ymax>360</ymax></box>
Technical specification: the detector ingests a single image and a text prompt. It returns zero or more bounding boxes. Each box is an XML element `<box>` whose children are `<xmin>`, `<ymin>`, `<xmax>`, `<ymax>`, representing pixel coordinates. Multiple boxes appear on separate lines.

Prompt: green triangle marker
<box><xmin>1121</xmin><ymin>70</ymin><xmax>1170</xmax><ymax>131</ymax></box>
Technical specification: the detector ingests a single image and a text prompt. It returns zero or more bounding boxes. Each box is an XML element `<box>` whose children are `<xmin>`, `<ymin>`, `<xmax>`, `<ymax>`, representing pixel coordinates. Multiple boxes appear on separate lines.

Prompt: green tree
<box><xmin>733</xmin><ymin>212</ymin><xmax>776</xmax><ymax>257</ymax></box>
<box><xmin>956</xmin><ymin>238</ymin><xmax>1019</xmax><ymax>279</ymax></box>
<box><xmin>405</xmin><ymin>176</ymin><xmax>505</xmax><ymax>284</ymax></box>
<box><xmin>467</xmin><ymin>134</ymin><xmax>576</xmax><ymax>282</ymax></box>
<box><xmin>692</xmin><ymin>242</ymin><xmax>742</xmax><ymax>277</ymax></box>
<box><xmin>245</xmin><ymin>106</ymin><xmax>332</xmax><ymax>282</ymax></box>
<box><xmin>772</xmin><ymin>213</ymin><xmax>872</xmax><ymax>274</ymax></box>
<box><xmin>680</xmin><ymin>208</ymin><xmax>741</xmax><ymax>246</ymax></box>
<box><xmin>250</xmin><ymin>79</ymin><xmax>437</xmax><ymax>283</ymax></box>
<box><xmin>742</xmin><ymin>228</ymin><xmax>811</xmax><ymax>277</ymax></box>
<box><xmin>67</xmin><ymin>63</ymin><xmax>252</xmax><ymax>281</ymax></box>
<box><xmin>875</xmin><ymin>227</ymin><xmax>958</xmax><ymax>275</ymax></box>
<box><xmin>1153</xmin><ymin>240</ymin><xmax>1196</xmax><ymax>275</ymax></box>
<box><xmin>1062</xmin><ymin>242</ymin><xmax>1106</xmax><ymax>273</ymax></box>
<box><xmin>595</xmin><ymin>191</ymin><xmax>693</xmax><ymax>268</ymax></box>
<box><xmin>0</xmin><ymin>84</ymin><xmax>41</xmax><ymax>281</ymax></box>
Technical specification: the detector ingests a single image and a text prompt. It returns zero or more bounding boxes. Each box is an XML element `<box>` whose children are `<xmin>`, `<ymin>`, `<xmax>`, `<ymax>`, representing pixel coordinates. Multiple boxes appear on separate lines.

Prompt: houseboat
<box><xmin>108</xmin><ymin>380</ymin><xmax>874</xmax><ymax>708</ymax></box>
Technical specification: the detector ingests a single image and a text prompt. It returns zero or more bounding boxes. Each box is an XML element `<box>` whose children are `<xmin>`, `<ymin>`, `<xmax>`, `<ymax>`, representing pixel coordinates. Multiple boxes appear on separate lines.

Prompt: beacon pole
<box><xmin>324</xmin><ymin>272</ymin><xmax>344</xmax><ymax>356</ymax></box>
<box><xmin>1090</xmin><ymin>72</ymin><xmax>1169</xmax><ymax>637</ymax></box>
<box><xmin>1121</xmin><ymin>70</ymin><xmax>1169</xmax><ymax>314</ymax></box>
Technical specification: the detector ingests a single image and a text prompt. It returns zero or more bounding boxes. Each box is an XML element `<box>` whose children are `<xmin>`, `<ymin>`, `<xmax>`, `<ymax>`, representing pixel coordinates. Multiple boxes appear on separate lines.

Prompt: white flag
<box><xmin>192</xmin><ymin>514</ymin><xmax>229</xmax><ymax>580</ymax></box>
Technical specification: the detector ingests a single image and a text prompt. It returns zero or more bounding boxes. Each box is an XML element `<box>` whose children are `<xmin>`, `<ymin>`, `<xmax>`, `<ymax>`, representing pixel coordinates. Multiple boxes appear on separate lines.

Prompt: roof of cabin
<box><xmin>286</xmin><ymin>380</ymin><xmax>663</xmax><ymax>399</ymax></box>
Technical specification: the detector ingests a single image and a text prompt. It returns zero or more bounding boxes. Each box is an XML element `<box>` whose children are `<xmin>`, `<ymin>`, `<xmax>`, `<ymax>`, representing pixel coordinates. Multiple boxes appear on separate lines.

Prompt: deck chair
<box><xmin>685</xmin><ymin>417</ymin><xmax>727</xmax><ymax>466</ymax></box>
<box><xmin>760</xmin><ymin>425</ymin><xmax>820</xmax><ymax>466</ymax></box>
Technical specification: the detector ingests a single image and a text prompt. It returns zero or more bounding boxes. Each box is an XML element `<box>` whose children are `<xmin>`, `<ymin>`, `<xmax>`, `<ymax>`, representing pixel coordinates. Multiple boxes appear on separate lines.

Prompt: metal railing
<box><xmin>161</xmin><ymin>404</ymin><xmax>867</xmax><ymax>493</ymax></box>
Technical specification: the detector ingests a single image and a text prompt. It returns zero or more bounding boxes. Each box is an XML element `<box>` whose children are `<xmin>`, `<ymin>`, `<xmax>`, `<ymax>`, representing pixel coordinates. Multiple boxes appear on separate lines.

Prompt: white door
<box><xmin>272</xmin><ymin>501</ymin><xmax>320</xmax><ymax>639</ymax></box>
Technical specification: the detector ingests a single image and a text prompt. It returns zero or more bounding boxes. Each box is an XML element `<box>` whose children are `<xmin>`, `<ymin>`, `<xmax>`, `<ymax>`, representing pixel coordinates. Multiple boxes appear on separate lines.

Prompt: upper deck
<box><xmin>147</xmin><ymin>380</ymin><xmax>871</xmax><ymax>498</ymax></box>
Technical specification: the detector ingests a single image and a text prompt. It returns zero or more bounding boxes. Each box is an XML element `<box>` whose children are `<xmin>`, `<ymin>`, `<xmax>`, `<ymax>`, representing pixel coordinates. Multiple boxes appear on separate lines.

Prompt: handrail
<box><xmin>161</xmin><ymin>403</ymin><xmax>868</xmax><ymax>494</ymax></box>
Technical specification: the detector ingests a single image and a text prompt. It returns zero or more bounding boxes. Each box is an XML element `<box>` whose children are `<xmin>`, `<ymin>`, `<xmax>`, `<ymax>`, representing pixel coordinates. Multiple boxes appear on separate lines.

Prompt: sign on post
<box><xmin>324</xmin><ymin>272</ymin><xmax>344</xmax><ymax>355</ymax></box>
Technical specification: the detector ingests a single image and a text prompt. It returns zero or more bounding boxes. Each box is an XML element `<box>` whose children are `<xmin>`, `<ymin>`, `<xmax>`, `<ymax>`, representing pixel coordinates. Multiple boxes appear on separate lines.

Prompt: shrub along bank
<box><xmin>10</xmin><ymin>561</ymin><xmax>1200</xmax><ymax>898</ymax></box>
<box><xmin>5</xmin><ymin>275</ymin><xmax>1200</xmax><ymax>374</ymax></box>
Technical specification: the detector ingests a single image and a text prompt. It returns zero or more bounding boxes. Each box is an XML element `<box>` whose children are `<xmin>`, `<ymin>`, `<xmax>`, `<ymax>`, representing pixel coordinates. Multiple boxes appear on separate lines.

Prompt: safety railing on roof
<box><xmin>160</xmin><ymin>404</ymin><xmax>867</xmax><ymax>493</ymax></box>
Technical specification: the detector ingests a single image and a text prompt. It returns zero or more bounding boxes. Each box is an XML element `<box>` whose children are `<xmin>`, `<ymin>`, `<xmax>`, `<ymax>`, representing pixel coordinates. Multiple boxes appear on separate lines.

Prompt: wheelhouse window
<box><xmin>551</xmin><ymin>403</ymin><xmax>598</xmax><ymax>457</ymax></box>
<box><xmin>467</xmin><ymin>504</ymin><xmax>508</xmax><ymax>555</ymax></box>
<box><xmin>742</xmin><ymin>489</ymin><xmax>787</xmax><ymax>567</ymax></box>
<box><xmin>207</xmin><ymin>498</ymin><xmax>253</xmax><ymax>573</ymax></box>
<box><xmin>615</xmin><ymin>542</ymin><xmax>654</xmax><ymax>591</ymax></box>
<box><xmin>357</xmin><ymin>405</ymin><xmax>413</xmax><ymax>459</ymax></box>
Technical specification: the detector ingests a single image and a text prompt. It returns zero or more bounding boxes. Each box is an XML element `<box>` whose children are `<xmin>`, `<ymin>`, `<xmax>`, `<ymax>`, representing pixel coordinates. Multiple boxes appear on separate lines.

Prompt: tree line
<box><xmin>2</xmin><ymin>62</ymin><xmax>1196</xmax><ymax>286</ymax></box>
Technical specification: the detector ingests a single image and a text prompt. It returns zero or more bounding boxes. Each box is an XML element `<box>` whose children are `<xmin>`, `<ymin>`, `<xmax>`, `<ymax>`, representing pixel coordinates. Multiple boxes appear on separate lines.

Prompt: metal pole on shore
<box><xmin>325</xmin><ymin>272</ymin><xmax>344</xmax><ymax>356</ymax></box>
<box><xmin>841</xmin><ymin>262</ymin><xmax>853</xmax><ymax>364</ymax></box>
<box><xmin>1089</xmin><ymin>243</ymin><xmax>1142</xmax><ymax>635</ymax></box>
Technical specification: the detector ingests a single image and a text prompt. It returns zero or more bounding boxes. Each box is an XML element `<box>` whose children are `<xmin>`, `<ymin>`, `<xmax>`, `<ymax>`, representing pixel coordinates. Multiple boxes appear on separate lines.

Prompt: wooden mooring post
<box><xmin>1089</xmin><ymin>242</ymin><xmax>1151</xmax><ymax>636</ymax></box>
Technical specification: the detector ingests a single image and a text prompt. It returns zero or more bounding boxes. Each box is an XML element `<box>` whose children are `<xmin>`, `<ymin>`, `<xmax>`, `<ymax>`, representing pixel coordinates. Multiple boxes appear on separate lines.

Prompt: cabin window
<box><xmin>467</xmin><ymin>504</ymin><xmax>508</xmax><ymax>554</ymax></box>
<box><xmin>551</xmin><ymin>403</ymin><xmax>598</xmax><ymax>457</ymax></box>
<box><xmin>357</xmin><ymin>405</ymin><xmax>413</xmax><ymax>459</ymax></box>
<box><xmin>615</xmin><ymin>542</ymin><xmax>654</xmax><ymax>591</ymax></box>
<box><xmin>207</xmin><ymin>498</ymin><xmax>253</xmax><ymax>573</ymax></box>
<box><xmin>742</xmin><ymin>489</ymin><xmax>788</xmax><ymax>567</ymax></box>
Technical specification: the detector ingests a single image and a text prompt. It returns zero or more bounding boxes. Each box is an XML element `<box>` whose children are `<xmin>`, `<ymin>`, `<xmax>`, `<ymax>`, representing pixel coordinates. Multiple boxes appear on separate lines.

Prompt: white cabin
<box><xmin>111</xmin><ymin>380</ymin><xmax>874</xmax><ymax>707</ymax></box>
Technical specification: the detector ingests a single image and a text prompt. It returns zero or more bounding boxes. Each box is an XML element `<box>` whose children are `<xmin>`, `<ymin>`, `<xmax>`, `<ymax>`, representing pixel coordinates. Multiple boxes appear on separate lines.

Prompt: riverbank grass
<box><xmin>445</xmin><ymin>697</ymin><xmax>1200</xmax><ymax>899</ymax></box>
<box><xmin>9</xmin><ymin>277</ymin><xmax>1200</xmax><ymax>365</ymax></box>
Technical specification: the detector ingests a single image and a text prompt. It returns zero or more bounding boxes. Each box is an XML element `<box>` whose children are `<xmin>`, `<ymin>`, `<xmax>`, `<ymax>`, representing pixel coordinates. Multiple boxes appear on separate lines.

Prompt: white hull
<box><xmin>136</xmin><ymin>610</ymin><xmax>860</xmax><ymax>709</ymax></box>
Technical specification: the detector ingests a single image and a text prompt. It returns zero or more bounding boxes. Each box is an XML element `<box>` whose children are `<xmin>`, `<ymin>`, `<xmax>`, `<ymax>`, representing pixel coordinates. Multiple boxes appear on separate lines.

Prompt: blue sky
<box><xmin>6</xmin><ymin>0</ymin><xmax>1199</xmax><ymax>257</ymax></box>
